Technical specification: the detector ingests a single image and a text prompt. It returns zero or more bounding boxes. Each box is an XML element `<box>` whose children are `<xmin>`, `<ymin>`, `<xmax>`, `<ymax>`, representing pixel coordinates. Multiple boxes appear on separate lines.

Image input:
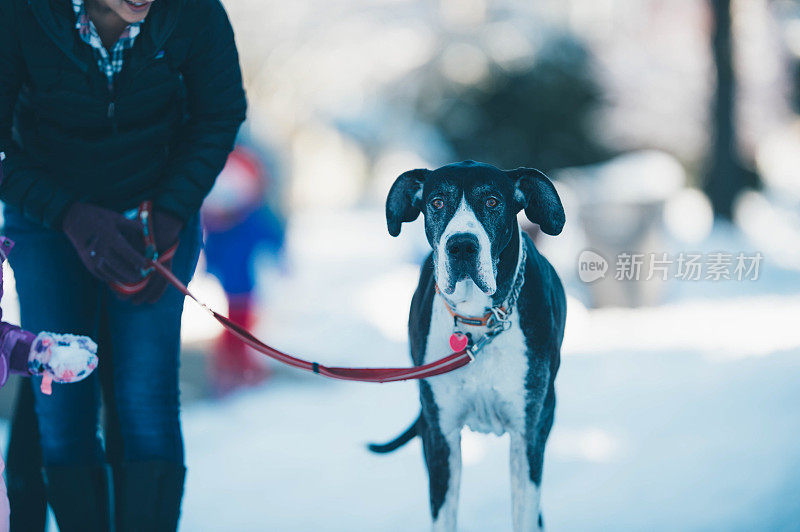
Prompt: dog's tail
<box><xmin>367</xmin><ymin>414</ymin><xmax>421</xmax><ymax>454</ymax></box>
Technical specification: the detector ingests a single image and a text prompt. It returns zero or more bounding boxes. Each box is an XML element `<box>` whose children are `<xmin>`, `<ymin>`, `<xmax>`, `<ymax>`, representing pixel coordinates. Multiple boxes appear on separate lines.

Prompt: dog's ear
<box><xmin>386</xmin><ymin>169</ymin><xmax>428</xmax><ymax>237</ymax></box>
<box><xmin>506</xmin><ymin>167</ymin><xmax>565</xmax><ymax>236</ymax></box>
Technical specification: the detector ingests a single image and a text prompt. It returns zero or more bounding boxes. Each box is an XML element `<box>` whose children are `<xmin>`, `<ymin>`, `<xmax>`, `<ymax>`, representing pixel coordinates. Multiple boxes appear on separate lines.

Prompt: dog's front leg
<box><xmin>421</xmin><ymin>424</ymin><xmax>461</xmax><ymax>532</ymax></box>
<box><xmin>510</xmin><ymin>432</ymin><xmax>544</xmax><ymax>532</ymax></box>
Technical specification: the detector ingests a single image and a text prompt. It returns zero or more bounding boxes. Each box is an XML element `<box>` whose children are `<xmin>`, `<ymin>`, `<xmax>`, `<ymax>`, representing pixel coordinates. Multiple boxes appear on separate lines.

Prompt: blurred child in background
<box><xmin>202</xmin><ymin>128</ymin><xmax>286</xmax><ymax>395</ymax></box>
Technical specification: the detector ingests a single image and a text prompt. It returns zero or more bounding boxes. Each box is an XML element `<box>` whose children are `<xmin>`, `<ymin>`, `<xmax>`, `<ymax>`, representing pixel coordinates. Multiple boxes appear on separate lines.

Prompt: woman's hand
<box><xmin>61</xmin><ymin>202</ymin><xmax>148</xmax><ymax>286</ymax></box>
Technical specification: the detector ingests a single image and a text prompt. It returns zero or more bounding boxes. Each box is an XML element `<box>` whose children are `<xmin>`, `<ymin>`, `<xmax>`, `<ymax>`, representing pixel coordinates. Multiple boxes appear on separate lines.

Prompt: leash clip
<box><xmin>489</xmin><ymin>306</ymin><xmax>509</xmax><ymax>323</ymax></box>
<box><xmin>134</xmin><ymin>201</ymin><xmax>159</xmax><ymax>276</ymax></box>
<box><xmin>487</xmin><ymin>307</ymin><xmax>512</xmax><ymax>334</ymax></box>
<box><xmin>467</xmin><ymin>333</ymin><xmax>494</xmax><ymax>360</ymax></box>
<box><xmin>465</xmin><ymin>308</ymin><xmax>512</xmax><ymax>362</ymax></box>
<box><xmin>112</xmin><ymin>201</ymin><xmax>163</xmax><ymax>296</ymax></box>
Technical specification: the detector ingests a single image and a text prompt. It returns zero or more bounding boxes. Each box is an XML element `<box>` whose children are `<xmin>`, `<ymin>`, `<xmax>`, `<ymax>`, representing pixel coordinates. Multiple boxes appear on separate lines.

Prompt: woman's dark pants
<box><xmin>3</xmin><ymin>205</ymin><xmax>202</xmax><ymax>531</ymax></box>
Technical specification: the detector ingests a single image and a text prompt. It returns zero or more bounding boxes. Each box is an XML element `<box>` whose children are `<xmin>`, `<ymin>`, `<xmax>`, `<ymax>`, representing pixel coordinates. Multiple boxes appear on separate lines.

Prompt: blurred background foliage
<box><xmin>224</xmin><ymin>0</ymin><xmax>799</xmax><ymax>217</ymax></box>
<box><xmin>412</xmin><ymin>33</ymin><xmax>612</xmax><ymax>172</ymax></box>
<box><xmin>201</xmin><ymin>0</ymin><xmax>800</xmax><ymax>310</ymax></box>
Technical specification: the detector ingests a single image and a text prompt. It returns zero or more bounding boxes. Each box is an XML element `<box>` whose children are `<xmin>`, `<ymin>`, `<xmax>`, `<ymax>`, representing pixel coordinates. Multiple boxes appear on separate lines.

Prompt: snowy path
<box><xmin>181</xmin><ymin>349</ymin><xmax>800</xmax><ymax>531</ymax></box>
<box><xmin>175</xmin><ymin>210</ymin><xmax>800</xmax><ymax>531</ymax></box>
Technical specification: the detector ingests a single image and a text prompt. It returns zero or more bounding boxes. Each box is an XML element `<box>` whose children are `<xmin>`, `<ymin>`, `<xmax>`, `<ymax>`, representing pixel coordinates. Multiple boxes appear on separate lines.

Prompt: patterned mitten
<box><xmin>28</xmin><ymin>332</ymin><xmax>99</xmax><ymax>395</ymax></box>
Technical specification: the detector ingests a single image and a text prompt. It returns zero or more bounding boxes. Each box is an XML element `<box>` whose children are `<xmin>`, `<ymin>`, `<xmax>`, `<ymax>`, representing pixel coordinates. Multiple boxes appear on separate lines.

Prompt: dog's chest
<box><xmin>423</xmin><ymin>297</ymin><xmax>529</xmax><ymax>436</ymax></box>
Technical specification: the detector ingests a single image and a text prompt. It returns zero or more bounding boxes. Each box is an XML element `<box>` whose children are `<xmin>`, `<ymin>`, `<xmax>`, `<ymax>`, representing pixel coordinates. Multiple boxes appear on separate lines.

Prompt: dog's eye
<box><xmin>431</xmin><ymin>198</ymin><xmax>444</xmax><ymax>210</ymax></box>
<box><xmin>485</xmin><ymin>197</ymin><xmax>499</xmax><ymax>208</ymax></box>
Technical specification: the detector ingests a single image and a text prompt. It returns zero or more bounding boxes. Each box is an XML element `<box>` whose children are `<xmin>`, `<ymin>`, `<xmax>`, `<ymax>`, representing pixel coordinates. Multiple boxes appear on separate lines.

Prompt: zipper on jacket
<box><xmin>107</xmin><ymin>101</ymin><xmax>118</xmax><ymax>134</ymax></box>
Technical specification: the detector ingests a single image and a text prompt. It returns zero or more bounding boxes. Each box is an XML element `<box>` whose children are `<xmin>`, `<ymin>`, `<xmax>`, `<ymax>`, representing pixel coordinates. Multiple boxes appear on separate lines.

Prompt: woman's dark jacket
<box><xmin>0</xmin><ymin>0</ymin><xmax>247</xmax><ymax>228</ymax></box>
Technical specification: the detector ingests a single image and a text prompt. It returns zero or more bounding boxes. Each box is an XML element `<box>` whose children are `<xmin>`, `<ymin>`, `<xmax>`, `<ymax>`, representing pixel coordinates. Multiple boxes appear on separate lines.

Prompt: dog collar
<box><xmin>435</xmin><ymin>285</ymin><xmax>505</xmax><ymax>327</ymax></box>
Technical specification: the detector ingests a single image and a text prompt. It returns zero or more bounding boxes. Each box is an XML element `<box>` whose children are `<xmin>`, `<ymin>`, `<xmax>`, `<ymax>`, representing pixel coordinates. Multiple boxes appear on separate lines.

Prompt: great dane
<box><xmin>371</xmin><ymin>160</ymin><xmax>567</xmax><ymax>531</ymax></box>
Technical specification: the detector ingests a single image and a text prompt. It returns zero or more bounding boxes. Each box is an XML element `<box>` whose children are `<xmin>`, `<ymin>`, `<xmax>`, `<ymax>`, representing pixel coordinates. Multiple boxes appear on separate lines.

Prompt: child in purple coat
<box><xmin>0</xmin><ymin>235</ymin><xmax>98</xmax><ymax>531</ymax></box>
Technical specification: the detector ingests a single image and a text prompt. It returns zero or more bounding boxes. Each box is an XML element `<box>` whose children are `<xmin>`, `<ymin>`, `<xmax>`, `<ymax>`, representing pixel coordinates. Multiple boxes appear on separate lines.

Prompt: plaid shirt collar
<box><xmin>72</xmin><ymin>0</ymin><xmax>144</xmax><ymax>89</ymax></box>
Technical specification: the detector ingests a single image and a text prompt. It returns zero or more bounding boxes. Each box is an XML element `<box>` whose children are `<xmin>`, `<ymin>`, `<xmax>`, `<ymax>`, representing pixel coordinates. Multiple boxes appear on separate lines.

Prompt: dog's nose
<box><xmin>446</xmin><ymin>233</ymin><xmax>479</xmax><ymax>261</ymax></box>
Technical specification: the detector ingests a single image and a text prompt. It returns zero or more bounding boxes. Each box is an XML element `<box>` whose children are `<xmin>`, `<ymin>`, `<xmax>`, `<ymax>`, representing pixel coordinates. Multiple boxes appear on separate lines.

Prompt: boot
<box><xmin>211</xmin><ymin>296</ymin><xmax>269</xmax><ymax>395</ymax></box>
<box><xmin>43</xmin><ymin>464</ymin><xmax>111</xmax><ymax>532</ymax></box>
<box><xmin>113</xmin><ymin>461</ymin><xmax>186</xmax><ymax>532</ymax></box>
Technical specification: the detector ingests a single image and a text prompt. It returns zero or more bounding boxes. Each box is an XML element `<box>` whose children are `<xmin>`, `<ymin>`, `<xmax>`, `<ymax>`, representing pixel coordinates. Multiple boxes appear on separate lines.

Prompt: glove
<box><xmin>131</xmin><ymin>209</ymin><xmax>183</xmax><ymax>304</ymax></box>
<box><xmin>28</xmin><ymin>332</ymin><xmax>99</xmax><ymax>395</ymax></box>
<box><xmin>62</xmin><ymin>203</ymin><xmax>148</xmax><ymax>286</ymax></box>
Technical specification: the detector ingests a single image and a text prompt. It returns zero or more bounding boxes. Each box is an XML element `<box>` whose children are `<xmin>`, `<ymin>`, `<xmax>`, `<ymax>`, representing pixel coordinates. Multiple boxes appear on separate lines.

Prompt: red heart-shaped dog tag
<box><xmin>449</xmin><ymin>333</ymin><xmax>469</xmax><ymax>352</ymax></box>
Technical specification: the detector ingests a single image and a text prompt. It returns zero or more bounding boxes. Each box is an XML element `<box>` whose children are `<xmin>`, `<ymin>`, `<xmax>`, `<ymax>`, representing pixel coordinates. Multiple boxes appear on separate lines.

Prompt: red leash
<box><xmin>123</xmin><ymin>201</ymin><xmax>524</xmax><ymax>383</ymax></box>
<box><xmin>149</xmin><ymin>260</ymin><xmax>474</xmax><ymax>383</ymax></box>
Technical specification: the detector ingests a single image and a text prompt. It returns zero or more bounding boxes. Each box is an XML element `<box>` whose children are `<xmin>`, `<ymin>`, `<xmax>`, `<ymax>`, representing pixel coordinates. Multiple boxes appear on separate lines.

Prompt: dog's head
<box><xmin>386</xmin><ymin>160</ymin><xmax>565</xmax><ymax>296</ymax></box>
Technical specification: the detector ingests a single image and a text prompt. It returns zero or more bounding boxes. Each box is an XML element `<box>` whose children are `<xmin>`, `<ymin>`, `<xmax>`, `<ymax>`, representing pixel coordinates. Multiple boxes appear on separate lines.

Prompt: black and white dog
<box><xmin>371</xmin><ymin>161</ymin><xmax>567</xmax><ymax>531</ymax></box>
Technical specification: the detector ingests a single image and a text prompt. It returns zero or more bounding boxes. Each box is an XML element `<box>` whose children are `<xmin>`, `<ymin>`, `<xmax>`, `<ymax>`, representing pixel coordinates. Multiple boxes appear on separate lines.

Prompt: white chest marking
<box><xmin>424</xmin><ymin>282</ymin><xmax>529</xmax><ymax>436</ymax></box>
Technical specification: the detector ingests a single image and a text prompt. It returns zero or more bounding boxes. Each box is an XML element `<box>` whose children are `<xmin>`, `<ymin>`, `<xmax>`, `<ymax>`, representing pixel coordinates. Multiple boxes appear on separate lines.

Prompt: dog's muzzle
<box><xmin>444</xmin><ymin>232</ymin><xmax>491</xmax><ymax>291</ymax></box>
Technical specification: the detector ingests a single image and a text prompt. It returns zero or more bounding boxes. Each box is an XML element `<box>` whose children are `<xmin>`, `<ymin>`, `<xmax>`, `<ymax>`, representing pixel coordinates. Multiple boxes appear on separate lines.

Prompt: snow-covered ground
<box><xmin>151</xmin><ymin>209</ymin><xmax>800</xmax><ymax>530</ymax></box>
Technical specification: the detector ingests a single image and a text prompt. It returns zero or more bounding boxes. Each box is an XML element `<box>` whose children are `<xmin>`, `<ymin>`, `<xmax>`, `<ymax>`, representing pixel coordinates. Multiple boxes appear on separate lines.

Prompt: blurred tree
<box><xmin>778</xmin><ymin>0</ymin><xmax>800</xmax><ymax>113</ymax></box>
<box><xmin>414</xmin><ymin>34</ymin><xmax>612</xmax><ymax>173</ymax></box>
<box><xmin>705</xmin><ymin>0</ymin><xmax>759</xmax><ymax>219</ymax></box>
<box><xmin>792</xmin><ymin>59</ymin><xmax>800</xmax><ymax>114</ymax></box>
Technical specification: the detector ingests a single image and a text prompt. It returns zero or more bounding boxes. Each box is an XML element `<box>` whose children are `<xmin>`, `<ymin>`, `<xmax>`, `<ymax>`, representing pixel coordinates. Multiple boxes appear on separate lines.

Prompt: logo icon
<box><xmin>578</xmin><ymin>250</ymin><xmax>608</xmax><ymax>283</ymax></box>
